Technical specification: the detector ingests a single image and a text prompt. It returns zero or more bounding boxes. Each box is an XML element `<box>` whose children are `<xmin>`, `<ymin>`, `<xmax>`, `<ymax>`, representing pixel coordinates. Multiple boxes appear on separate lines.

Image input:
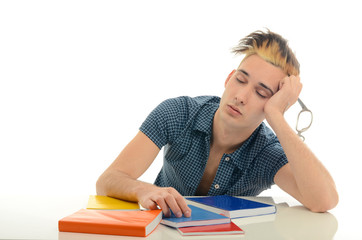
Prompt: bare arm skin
<box><xmin>265</xmin><ymin>75</ymin><xmax>339</xmax><ymax>212</ymax></box>
<box><xmin>96</xmin><ymin>131</ymin><xmax>191</xmax><ymax>217</ymax></box>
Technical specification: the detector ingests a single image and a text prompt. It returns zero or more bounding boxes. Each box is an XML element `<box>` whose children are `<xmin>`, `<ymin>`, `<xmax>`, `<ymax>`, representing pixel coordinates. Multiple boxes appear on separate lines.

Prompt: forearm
<box><xmin>96</xmin><ymin>168</ymin><xmax>156</xmax><ymax>202</ymax></box>
<box><xmin>267</xmin><ymin>113</ymin><xmax>338</xmax><ymax>212</ymax></box>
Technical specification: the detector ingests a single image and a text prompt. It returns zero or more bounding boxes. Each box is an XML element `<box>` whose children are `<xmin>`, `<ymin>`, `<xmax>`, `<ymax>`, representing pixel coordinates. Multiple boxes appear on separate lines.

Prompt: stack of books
<box><xmin>161</xmin><ymin>195</ymin><xmax>276</xmax><ymax>236</ymax></box>
<box><xmin>58</xmin><ymin>195</ymin><xmax>276</xmax><ymax>237</ymax></box>
<box><xmin>161</xmin><ymin>204</ymin><xmax>243</xmax><ymax>236</ymax></box>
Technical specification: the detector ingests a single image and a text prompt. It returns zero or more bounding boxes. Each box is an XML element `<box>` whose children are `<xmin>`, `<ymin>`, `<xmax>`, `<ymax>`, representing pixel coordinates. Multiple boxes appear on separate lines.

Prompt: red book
<box><xmin>59</xmin><ymin>209</ymin><xmax>162</xmax><ymax>237</ymax></box>
<box><xmin>177</xmin><ymin>221</ymin><xmax>244</xmax><ymax>236</ymax></box>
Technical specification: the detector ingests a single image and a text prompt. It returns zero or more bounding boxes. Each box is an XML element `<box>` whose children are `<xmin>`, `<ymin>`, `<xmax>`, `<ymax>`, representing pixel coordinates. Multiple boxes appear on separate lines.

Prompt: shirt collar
<box><xmin>192</xmin><ymin>102</ymin><xmax>219</xmax><ymax>135</ymax></box>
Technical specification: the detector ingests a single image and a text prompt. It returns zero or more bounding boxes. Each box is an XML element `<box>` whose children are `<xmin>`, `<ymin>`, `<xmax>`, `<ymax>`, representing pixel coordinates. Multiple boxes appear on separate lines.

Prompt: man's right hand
<box><xmin>136</xmin><ymin>185</ymin><xmax>192</xmax><ymax>218</ymax></box>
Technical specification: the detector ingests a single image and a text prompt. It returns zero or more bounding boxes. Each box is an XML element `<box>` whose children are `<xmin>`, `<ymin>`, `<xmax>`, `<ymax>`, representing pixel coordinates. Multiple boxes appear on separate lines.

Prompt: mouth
<box><xmin>227</xmin><ymin>104</ymin><xmax>242</xmax><ymax>115</ymax></box>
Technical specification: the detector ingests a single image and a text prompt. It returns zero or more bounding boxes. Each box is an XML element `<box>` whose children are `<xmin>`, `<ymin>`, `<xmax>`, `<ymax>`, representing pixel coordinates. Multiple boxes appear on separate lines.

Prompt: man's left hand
<box><xmin>264</xmin><ymin>75</ymin><xmax>302</xmax><ymax>120</ymax></box>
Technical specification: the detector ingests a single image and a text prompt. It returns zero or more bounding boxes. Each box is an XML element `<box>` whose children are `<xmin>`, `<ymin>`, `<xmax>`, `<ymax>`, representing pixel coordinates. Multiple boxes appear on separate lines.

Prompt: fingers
<box><xmin>284</xmin><ymin>75</ymin><xmax>302</xmax><ymax>94</ymax></box>
<box><xmin>142</xmin><ymin>198</ymin><xmax>159</xmax><ymax>210</ymax></box>
<box><xmin>170</xmin><ymin>188</ymin><xmax>192</xmax><ymax>217</ymax></box>
<box><xmin>279</xmin><ymin>75</ymin><xmax>302</xmax><ymax>109</ymax></box>
<box><xmin>139</xmin><ymin>187</ymin><xmax>191</xmax><ymax>218</ymax></box>
<box><xmin>158</xmin><ymin>187</ymin><xmax>192</xmax><ymax>218</ymax></box>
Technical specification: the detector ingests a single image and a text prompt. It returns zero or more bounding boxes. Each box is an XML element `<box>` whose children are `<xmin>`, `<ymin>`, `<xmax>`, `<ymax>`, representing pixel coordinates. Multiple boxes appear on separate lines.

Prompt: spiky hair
<box><xmin>232</xmin><ymin>30</ymin><xmax>300</xmax><ymax>76</ymax></box>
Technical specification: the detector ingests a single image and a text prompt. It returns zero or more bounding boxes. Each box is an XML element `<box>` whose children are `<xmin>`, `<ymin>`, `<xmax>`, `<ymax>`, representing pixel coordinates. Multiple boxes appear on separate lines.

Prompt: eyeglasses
<box><xmin>296</xmin><ymin>98</ymin><xmax>313</xmax><ymax>141</ymax></box>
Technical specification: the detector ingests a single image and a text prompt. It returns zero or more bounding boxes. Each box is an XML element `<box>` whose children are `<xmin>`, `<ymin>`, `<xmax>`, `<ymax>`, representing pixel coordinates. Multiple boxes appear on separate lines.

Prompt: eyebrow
<box><xmin>237</xmin><ymin>69</ymin><xmax>275</xmax><ymax>95</ymax></box>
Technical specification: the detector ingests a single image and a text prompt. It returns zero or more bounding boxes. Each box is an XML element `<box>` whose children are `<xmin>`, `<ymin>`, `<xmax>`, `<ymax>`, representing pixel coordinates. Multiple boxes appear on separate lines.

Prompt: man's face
<box><xmin>218</xmin><ymin>54</ymin><xmax>287</xmax><ymax>130</ymax></box>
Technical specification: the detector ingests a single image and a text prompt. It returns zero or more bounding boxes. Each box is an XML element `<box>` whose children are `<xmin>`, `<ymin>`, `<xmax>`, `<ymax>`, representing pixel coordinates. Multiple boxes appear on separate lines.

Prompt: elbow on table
<box><xmin>308</xmin><ymin>192</ymin><xmax>339</xmax><ymax>213</ymax></box>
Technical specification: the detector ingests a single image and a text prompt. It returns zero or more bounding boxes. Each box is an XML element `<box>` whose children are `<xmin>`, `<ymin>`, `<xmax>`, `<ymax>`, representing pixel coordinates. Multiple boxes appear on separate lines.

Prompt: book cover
<box><xmin>177</xmin><ymin>221</ymin><xmax>244</xmax><ymax>236</ymax></box>
<box><xmin>58</xmin><ymin>209</ymin><xmax>162</xmax><ymax>237</ymax></box>
<box><xmin>186</xmin><ymin>195</ymin><xmax>276</xmax><ymax>218</ymax></box>
<box><xmin>161</xmin><ymin>205</ymin><xmax>230</xmax><ymax>228</ymax></box>
<box><xmin>86</xmin><ymin>195</ymin><xmax>140</xmax><ymax>210</ymax></box>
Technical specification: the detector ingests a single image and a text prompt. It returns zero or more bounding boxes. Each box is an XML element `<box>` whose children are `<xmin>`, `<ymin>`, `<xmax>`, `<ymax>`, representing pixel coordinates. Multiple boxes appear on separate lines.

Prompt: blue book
<box><xmin>186</xmin><ymin>196</ymin><xmax>276</xmax><ymax>219</ymax></box>
<box><xmin>161</xmin><ymin>205</ymin><xmax>230</xmax><ymax>228</ymax></box>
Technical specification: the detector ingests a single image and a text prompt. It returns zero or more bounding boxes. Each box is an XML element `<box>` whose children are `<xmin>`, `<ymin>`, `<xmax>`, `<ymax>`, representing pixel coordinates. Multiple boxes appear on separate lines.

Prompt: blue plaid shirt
<box><xmin>140</xmin><ymin>96</ymin><xmax>288</xmax><ymax>196</ymax></box>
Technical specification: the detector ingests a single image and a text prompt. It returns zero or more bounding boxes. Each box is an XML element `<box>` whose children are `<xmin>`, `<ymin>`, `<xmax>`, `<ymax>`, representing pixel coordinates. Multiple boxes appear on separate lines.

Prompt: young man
<box><xmin>96</xmin><ymin>30</ymin><xmax>338</xmax><ymax>218</ymax></box>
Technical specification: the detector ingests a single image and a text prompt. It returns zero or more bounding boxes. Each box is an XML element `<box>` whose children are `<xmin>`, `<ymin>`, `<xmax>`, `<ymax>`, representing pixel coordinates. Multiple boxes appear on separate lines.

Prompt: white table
<box><xmin>0</xmin><ymin>195</ymin><xmax>349</xmax><ymax>239</ymax></box>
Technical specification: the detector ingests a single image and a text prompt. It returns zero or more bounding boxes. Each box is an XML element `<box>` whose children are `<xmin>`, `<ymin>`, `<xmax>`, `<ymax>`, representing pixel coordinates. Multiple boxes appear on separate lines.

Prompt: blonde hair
<box><xmin>232</xmin><ymin>30</ymin><xmax>300</xmax><ymax>76</ymax></box>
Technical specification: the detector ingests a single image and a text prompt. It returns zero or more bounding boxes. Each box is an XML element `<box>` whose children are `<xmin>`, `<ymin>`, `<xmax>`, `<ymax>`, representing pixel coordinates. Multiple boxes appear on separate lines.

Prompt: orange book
<box><xmin>59</xmin><ymin>209</ymin><xmax>162</xmax><ymax>237</ymax></box>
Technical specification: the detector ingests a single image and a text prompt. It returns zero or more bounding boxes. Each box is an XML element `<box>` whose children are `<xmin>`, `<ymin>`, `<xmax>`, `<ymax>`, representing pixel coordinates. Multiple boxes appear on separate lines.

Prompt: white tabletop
<box><xmin>0</xmin><ymin>194</ymin><xmax>354</xmax><ymax>239</ymax></box>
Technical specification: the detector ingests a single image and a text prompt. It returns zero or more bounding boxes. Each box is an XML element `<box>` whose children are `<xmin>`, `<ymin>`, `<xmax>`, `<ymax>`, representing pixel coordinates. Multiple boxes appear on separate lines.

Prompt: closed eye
<box><xmin>236</xmin><ymin>77</ymin><xmax>245</xmax><ymax>84</ymax></box>
<box><xmin>256</xmin><ymin>91</ymin><xmax>267</xmax><ymax>98</ymax></box>
<box><xmin>256</xmin><ymin>87</ymin><xmax>271</xmax><ymax>99</ymax></box>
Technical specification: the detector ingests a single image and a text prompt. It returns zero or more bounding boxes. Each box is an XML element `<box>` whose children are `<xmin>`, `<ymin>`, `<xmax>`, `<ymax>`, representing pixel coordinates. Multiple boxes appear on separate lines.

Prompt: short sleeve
<box><xmin>256</xmin><ymin>143</ymin><xmax>288</xmax><ymax>187</ymax></box>
<box><xmin>139</xmin><ymin>97</ymin><xmax>188</xmax><ymax>149</ymax></box>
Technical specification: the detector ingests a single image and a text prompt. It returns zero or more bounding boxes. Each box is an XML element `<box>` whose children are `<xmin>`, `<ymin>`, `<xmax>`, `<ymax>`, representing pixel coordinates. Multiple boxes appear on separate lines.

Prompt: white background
<box><xmin>1</xmin><ymin>0</ymin><xmax>361</xmax><ymax>233</ymax></box>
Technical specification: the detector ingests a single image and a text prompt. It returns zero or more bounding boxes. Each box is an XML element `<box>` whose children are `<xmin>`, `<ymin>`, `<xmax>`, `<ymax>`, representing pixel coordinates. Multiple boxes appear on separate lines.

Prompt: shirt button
<box><xmin>214</xmin><ymin>184</ymin><xmax>220</xmax><ymax>189</ymax></box>
<box><xmin>225</xmin><ymin>156</ymin><xmax>230</xmax><ymax>161</ymax></box>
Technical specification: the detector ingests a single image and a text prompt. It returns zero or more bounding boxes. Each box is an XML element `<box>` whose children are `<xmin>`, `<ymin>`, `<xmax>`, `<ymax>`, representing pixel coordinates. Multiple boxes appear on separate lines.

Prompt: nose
<box><xmin>235</xmin><ymin>86</ymin><xmax>252</xmax><ymax>105</ymax></box>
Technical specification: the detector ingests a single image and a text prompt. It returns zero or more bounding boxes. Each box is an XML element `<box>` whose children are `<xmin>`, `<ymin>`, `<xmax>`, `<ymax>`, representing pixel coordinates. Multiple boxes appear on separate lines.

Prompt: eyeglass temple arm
<box><xmin>297</xmin><ymin>98</ymin><xmax>308</xmax><ymax>110</ymax></box>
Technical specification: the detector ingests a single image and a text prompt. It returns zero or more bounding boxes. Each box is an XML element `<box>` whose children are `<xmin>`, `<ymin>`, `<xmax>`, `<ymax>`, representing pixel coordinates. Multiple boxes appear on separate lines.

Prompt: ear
<box><xmin>225</xmin><ymin>69</ymin><xmax>236</xmax><ymax>87</ymax></box>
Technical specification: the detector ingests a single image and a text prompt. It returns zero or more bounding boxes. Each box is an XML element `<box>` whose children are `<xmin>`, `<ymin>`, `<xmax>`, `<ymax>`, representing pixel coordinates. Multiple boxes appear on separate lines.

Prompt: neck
<box><xmin>212</xmin><ymin>109</ymin><xmax>256</xmax><ymax>153</ymax></box>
